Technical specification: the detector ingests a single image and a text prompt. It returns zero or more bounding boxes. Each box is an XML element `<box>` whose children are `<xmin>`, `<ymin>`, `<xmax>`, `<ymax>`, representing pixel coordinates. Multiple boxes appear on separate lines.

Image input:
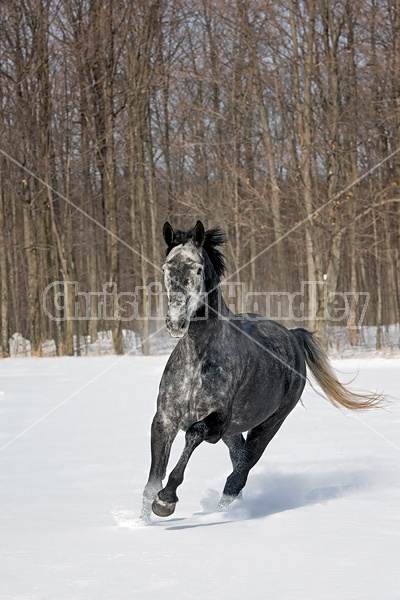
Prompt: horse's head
<box><xmin>162</xmin><ymin>220</ymin><xmax>206</xmax><ymax>338</ymax></box>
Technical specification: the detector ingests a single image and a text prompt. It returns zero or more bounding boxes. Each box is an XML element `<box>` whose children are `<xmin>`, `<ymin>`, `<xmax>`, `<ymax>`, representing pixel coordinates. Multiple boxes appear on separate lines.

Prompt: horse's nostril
<box><xmin>166</xmin><ymin>315</ymin><xmax>186</xmax><ymax>331</ymax></box>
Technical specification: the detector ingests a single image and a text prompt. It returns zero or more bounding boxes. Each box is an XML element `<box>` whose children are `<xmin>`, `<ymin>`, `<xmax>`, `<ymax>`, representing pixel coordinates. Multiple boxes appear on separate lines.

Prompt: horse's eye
<box><xmin>197</xmin><ymin>267</ymin><xmax>203</xmax><ymax>276</ymax></box>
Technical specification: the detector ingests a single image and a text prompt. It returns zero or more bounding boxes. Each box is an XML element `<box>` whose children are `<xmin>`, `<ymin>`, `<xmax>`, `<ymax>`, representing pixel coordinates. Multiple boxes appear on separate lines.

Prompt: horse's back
<box><xmin>224</xmin><ymin>315</ymin><xmax>306</xmax><ymax>433</ymax></box>
<box><xmin>237</xmin><ymin>314</ymin><xmax>305</xmax><ymax>371</ymax></box>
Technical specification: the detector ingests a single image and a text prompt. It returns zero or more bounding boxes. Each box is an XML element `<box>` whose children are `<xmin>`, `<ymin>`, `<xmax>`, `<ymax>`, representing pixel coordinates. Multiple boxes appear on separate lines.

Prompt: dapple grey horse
<box><xmin>142</xmin><ymin>221</ymin><xmax>381</xmax><ymax>520</ymax></box>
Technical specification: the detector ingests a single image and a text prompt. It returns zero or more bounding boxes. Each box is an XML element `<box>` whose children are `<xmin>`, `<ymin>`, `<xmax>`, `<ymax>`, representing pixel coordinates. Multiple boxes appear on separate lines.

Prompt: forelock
<box><xmin>165</xmin><ymin>241</ymin><xmax>202</xmax><ymax>264</ymax></box>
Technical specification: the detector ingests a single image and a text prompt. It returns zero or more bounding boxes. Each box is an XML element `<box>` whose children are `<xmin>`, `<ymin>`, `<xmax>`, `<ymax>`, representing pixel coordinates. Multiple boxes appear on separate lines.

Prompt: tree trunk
<box><xmin>289</xmin><ymin>0</ymin><xmax>321</xmax><ymax>334</ymax></box>
<box><xmin>0</xmin><ymin>161</ymin><xmax>9</xmax><ymax>356</ymax></box>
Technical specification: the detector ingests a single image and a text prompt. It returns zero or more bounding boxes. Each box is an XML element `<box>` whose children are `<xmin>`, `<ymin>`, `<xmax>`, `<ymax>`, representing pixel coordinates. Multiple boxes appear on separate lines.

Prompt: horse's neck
<box><xmin>185</xmin><ymin>285</ymin><xmax>232</xmax><ymax>354</ymax></box>
<box><xmin>189</xmin><ymin>258</ymin><xmax>233</xmax><ymax>341</ymax></box>
<box><xmin>206</xmin><ymin>286</ymin><xmax>231</xmax><ymax>318</ymax></box>
<box><xmin>188</xmin><ymin>285</ymin><xmax>232</xmax><ymax>344</ymax></box>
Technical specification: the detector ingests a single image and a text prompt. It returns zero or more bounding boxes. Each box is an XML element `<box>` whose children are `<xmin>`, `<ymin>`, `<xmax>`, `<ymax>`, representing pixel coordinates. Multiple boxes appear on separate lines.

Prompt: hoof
<box><xmin>140</xmin><ymin>506</ymin><xmax>152</xmax><ymax>523</ymax></box>
<box><xmin>218</xmin><ymin>493</ymin><xmax>240</xmax><ymax>510</ymax></box>
<box><xmin>152</xmin><ymin>495</ymin><xmax>176</xmax><ymax>517</ymax></box>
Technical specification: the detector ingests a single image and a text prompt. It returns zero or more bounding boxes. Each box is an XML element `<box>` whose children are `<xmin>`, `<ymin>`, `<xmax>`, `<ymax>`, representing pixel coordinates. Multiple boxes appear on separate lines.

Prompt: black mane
<box><xmin>166</xmin><ymin>225</ymin><xmax>227</xmax><ymax>280</ymax></box>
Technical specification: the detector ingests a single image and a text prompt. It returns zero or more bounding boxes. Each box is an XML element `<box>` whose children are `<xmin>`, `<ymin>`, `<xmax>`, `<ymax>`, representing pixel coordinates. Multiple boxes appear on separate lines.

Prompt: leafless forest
<box><xmin>0</xmin><ymin>0</ymin><xmax>399</xmax><ymax>356</ymax></box>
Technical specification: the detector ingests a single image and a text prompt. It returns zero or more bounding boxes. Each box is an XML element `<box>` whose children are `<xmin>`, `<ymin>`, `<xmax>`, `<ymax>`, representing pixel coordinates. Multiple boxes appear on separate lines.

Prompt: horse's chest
<box><xmin>177</xmin><ymin>365</ymin><xmax>202</xmax><ymax>403</ymax></box>
<box><xmin>161</xmin><ymin>360</ymin><xmax>226</xmax><ymax>428</ymax></box>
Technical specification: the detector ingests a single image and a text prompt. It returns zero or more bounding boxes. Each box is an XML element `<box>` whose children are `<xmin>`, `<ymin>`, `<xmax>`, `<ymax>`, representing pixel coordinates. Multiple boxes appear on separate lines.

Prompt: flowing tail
<box><xmin>292</xmin><ymin>328</ymin><xmax>383</xmax><ymax>410</ymax></box>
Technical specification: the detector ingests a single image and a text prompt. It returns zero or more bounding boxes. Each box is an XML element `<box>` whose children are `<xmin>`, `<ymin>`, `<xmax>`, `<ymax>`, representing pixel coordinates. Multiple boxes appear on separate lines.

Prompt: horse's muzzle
<box><xmin>166</xmin><ymin>315</ymin><xmax>188</xmax><ymax>338</ymax></box>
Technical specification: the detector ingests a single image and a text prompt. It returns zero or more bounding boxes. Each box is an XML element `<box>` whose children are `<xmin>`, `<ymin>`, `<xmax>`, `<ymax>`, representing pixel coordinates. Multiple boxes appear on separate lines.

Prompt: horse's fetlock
<box><xmin>158</xmin><ymin>488</ymin><xmax>178</xmax><ymax>504</ymax></box>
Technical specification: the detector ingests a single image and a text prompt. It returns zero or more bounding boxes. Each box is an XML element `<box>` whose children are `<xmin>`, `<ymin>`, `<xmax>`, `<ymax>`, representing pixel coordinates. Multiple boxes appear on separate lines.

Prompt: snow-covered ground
<box><xmin>0</xmin><ymin>355</ymin><xmax>399</xmax><ymax>600</ymax></box>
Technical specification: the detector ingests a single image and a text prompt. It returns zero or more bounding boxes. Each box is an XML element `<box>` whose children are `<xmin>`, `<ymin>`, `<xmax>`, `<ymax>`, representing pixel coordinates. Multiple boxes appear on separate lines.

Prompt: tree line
<box><xmin>0</xmin><ymin>0</ymin><xmax>399</xmax><ymax>356</ymax></box>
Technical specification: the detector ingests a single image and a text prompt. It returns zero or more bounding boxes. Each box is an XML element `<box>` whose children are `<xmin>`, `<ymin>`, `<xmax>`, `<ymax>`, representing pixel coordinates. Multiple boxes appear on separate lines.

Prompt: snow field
<box><xmin>0</xmin><ymin>356</ymin><xmax>399</xmax><ymax>599</ymax></box>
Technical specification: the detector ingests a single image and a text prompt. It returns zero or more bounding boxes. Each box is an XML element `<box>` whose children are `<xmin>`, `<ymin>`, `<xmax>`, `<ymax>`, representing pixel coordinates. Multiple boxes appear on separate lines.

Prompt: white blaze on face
<box><xmin>163</xmin><ymin>241</ymin><xmax>205</xmax><ymax>337</ymax></box>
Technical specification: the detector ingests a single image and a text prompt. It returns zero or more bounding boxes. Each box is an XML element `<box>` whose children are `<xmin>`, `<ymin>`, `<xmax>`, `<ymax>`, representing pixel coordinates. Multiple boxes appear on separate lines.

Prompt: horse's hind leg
<box><xmin>152</xmin><ymin>410</ymin><xmax>226</xmax><ymax>517</ymax></box>
<box><xmin>223</xmin><ymin>434</ymin><xmax>245</xmax><ymax>469</ymax></box>
<box><xmin>219</xmin><ymin>412</ymin><xmax>287</xmax><ymax>508</ymax></box>
<box><xmin>222</xmin><ymin>434</ymin><xmax>245</xmax><ymax>501</ymax></box>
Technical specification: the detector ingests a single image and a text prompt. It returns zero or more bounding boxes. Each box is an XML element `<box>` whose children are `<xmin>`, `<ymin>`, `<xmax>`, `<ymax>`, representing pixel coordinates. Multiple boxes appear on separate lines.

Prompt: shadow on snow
<box><xmin>164</xmin><ymin>463</ymin><xmax>388</xmax><ymax>530</ymax></box>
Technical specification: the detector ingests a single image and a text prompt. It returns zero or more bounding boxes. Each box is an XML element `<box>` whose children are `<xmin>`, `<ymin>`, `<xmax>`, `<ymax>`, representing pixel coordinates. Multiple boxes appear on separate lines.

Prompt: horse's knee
<box><xmin>186</xmin><ymin>420</ymin><xmax>207</xmax><ymax>441</ymax></box>
<box><xmin>185</xmin><ymin>410</ymin><xmax>226</xmax><ymax>445</ymax></box>
<box><xmin>203</xmin><ymin>410</ymin><xmax>227</xmax><ymax>443</ymax></box>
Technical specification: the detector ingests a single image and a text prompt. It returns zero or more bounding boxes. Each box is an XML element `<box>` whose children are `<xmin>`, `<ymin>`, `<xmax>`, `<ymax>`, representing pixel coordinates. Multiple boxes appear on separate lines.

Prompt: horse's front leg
<box><xmin>141</xmin><ymin>411</ymin><xmax>178</xmax><ymax>521</ymax></box>
<box><xmin>152</xmin><ymin>410</ymin><xmax>226</xmax><ymax>517</ymax></box>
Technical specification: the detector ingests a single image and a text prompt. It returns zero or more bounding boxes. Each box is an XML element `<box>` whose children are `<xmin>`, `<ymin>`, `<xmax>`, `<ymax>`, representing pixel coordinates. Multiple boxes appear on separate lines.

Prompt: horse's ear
<box><xmin>163</xmin><ymin>222</ymin><xmax>175</xmax><ymax>246</ymax></box>
<box><xmin>193</xmin><ymin>220</ymin><xmax>205</xmax><ymax>247</ymax></box>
